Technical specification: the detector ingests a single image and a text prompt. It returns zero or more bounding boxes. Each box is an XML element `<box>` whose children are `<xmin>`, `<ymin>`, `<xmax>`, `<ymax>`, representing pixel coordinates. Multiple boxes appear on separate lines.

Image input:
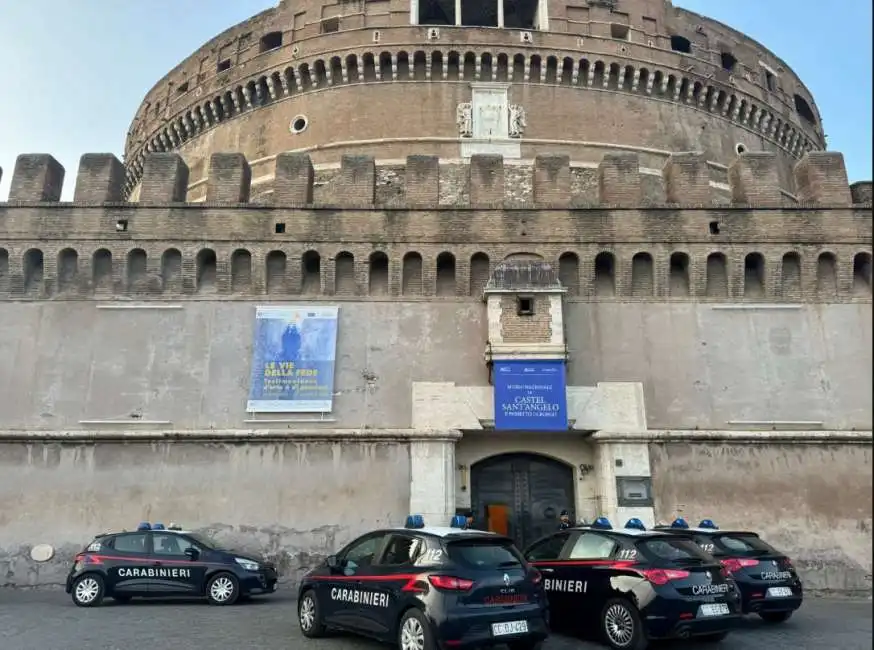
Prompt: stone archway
<box><xmin>470</xmin><ymin>452</ymin><xmax>575</xmax><ymax>550</ymax></box>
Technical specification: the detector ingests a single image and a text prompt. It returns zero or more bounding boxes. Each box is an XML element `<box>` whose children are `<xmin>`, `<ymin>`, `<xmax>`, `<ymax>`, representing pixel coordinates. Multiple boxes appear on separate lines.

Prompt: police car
<box><xmin>65</xmin><ymin>522</ymin><xmax>278</xmax><ymax>607</ymax></box>
<box><xmin>297</xmin><ymin>515</ymin><xmax>549</xmax><ymax>650</ymax></box>
<box><xmin>654</xmin><ymin>518</ymin><xmax>803</xmax><ymax>623</ymax></box>
<box><xmin>522</xmin><ymin>517</ymin><xmax>741</xmax><ymax>650</ymax></box>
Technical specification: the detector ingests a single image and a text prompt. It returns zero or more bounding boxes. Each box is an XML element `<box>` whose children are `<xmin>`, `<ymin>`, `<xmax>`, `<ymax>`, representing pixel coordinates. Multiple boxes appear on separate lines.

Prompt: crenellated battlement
<box><xmin>0</xmin><ymin>149</ymin><xmax>870</xmax><ymax>304</ymax></box>
<box><xmin>1</xmin><ymin>149</ymin><xmax>868</xmax><ymax>209</ymax></box>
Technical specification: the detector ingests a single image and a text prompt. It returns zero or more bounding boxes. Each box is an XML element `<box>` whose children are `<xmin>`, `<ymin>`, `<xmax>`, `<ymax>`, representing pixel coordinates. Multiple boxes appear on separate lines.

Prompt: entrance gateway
<box><xmin>471</xmin><ymin>453</ymin><xmax>574</xmax><ymax>550</ymax></box>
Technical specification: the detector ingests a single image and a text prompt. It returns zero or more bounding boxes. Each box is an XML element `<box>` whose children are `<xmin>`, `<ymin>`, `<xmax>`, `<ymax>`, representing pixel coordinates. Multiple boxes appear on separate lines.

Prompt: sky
<box><xmin>0</xmin><ymin>0</ymin><xmax>870</xmax><ymax>201</ymax></box>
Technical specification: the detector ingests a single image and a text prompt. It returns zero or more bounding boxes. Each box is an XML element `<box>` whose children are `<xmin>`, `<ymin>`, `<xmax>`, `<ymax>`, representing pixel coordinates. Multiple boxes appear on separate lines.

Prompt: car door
<box><xmin>147</xmin><ymin>532</ymin><xmax>207</xmax><ymax>596</ymax></box>
<box><xmin>563</xmin><ymin>532</ymin><xmax>619</xmax><ymax>625</ymax></box>
<box><xmin>323</xmin><ymin>532</ymin><xmax>390</xmax><ymax>630</ymax></box>
<box><xmin>349</xmin><ymin>533</ymin><xmax>426</xmax><ymax>637</ymax></box>
<box><xmin>523</xmin><ymin>532</ymin><xmax>573</xmax><ymax>622</ymax></box>
<box><xmin>104</xmin><ymin>532</ymin><xmax>153</xmax><ymax>597</ymax></box>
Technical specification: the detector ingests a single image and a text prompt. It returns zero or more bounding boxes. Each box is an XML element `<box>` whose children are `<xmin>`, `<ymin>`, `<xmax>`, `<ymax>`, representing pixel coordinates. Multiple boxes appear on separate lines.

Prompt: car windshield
<box><xmin>715</xmin><ymin>533</ymin><xmax>780</xmax><ymax>556</ymax></box>
<box><xmin>635</xmin><ymin>537</ymin><xmax>714</xmax><ymax>566</ymax></box>
<box><xmin>445</xmin><ymin>539</ymin><xmax>524</xmax><ymax>570</ymax></box>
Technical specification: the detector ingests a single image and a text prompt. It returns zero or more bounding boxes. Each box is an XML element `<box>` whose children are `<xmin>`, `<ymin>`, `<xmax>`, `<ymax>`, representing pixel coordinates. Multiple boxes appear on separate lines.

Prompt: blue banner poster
<box><xmin>246</xmin><ymin>306</ymin><xmax>340</xmax><ymax>413</ymax></box>
<box><xmin>493</xmin><ymin>360</ymin><xmax>569</xmax><ymax>431</ymax></box>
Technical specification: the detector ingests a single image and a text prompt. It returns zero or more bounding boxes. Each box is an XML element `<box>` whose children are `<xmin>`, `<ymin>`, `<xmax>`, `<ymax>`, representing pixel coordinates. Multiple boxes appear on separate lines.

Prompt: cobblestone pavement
<box><xmin>0</xmin><ymin>589</ymin><xmax>870</xmax><ymax>650</ymax></box>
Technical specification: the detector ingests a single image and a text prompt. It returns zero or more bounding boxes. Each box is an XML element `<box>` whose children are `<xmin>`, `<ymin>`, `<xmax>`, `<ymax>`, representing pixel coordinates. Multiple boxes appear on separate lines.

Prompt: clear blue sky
<box><xmin>0</xmin><ymin>0</ymin><xmax>870</xmax><ymax>200</ymax></box>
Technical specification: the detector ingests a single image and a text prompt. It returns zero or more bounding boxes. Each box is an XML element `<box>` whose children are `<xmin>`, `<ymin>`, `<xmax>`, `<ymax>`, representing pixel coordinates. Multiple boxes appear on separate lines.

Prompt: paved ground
<box><xmin>0</xmin><ymin>589</ymin><xmax>870</xmax><ymax>650</ymax></box>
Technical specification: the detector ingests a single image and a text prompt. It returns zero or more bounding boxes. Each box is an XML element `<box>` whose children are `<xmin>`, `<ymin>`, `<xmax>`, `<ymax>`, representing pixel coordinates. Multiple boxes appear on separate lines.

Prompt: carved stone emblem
<box><xmin>508</xmin><ymin>104</ymin><xmax>526</xmax><ymax>138</ymax></box>
<box><xmin>456</xmin><ymin>102</ymin><xmax>473</xmax><ymax>138</ymax></box>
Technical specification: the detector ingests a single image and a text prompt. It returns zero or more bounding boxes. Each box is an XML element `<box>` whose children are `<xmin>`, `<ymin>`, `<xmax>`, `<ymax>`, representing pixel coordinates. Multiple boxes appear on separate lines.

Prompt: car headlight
<box><xmin>235</xmin><ymin>558</ymin><xmax>260</xmax><ymax>571</ymax></box>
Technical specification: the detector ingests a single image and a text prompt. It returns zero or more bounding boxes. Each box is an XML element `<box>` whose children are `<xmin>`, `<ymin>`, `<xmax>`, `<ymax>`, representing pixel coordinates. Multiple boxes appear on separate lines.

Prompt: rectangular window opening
<box><xmin>176</xmin><ymin>82</ymin><xmax>189</xmax><ymax>94</ymax></box>
<box><xmin>321</xmin><ymin>17</ymin><xmax>340</xmax><ymax>33</ymax></box>
<box><xmin>504</xmin><ymin>0</ymin><xmax>538</xmax><ymax>29</ymax></box>
<box><xmin>260</xmin><ymin>31</ymin><xmax>283</xmax><ymax>52</ymax></box>
<box><xmin>610</xmin><ymin>23</ymin><xmax>630</xmax><ymax>40</ymax></box>
<box><xmin>217</xmin><ymin>59</ymin><xmax>231</xmax><ymax>72</ymax></box>
<box><xmin>418</xmin><ymin>0</ymin><xmax>455</xmax><ymax>25</ymax></box>
<box><xmin>275</xmin><ymin>222</ymin><xmax>286</xmax><ymax>234</ymax></box>
<box><xmin>516</xmin><ymin>296</ymin><xmax>534</xmax><ymax>316</ymax></box>
<box><xmin>461</xmin><ymin>0</ymin><xmax>498</xmax><ymax>27</ymax></box>
<box><xmin>116</xmin><ymin>219</ymin><xmax>129</xmax><ymax>232</ymax></box>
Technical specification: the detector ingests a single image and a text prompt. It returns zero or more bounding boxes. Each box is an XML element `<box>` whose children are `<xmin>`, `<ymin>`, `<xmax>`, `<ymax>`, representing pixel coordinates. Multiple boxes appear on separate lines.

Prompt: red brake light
<box><xmin>720</xmin><ymin>558</ymin><xmax>759</xmax><ymax>574</ymax></box>
<box><xmin>529</xmin><ymin>568</ymin><xmax>542</xmax><ymax>585</ymax></box>
<box><xmin>428</xmin><ymin>575</ymin><xmax>474</xmax><ymax>591</ymax></box>
<box><xmin>640</xmin><ymin>568</ymin><xmax>690</xmax><ymax>585</ymax></box>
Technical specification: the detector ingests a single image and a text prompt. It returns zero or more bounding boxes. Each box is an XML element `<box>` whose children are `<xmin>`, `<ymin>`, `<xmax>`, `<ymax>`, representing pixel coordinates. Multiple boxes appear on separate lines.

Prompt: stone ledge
<box><xmin>0</xmin><ymin>428</ymin><xmax>463</xmax><ymax>443</ymax></box>
<box><xmin>592</xmin><ymin>429</ymin><xmax>873</xmax><ymax>444</ymax></box>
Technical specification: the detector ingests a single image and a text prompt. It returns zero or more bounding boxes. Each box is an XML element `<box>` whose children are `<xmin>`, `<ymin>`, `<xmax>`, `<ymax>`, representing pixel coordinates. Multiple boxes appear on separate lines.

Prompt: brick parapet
<box><xmin>0</xmin><ymin>150</ymin><xmax>869</xmax><ymax>304</ymax></box>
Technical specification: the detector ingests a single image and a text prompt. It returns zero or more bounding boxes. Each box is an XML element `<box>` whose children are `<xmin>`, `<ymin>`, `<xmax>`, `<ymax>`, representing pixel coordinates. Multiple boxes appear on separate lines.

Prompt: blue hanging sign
<box><xmin>493</xmin><ymin>360</ymin><xmax>569</xmax><ymax>431</ymax></box>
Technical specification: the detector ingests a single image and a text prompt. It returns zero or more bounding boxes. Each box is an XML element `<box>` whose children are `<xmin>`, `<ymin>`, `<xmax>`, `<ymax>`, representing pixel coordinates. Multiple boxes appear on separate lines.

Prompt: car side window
<box><xmin>525</xmin><ymin>533</ymin><xmax>570</xmax><ymax>561</ymax></box>
<box><xmin>342</xmin><ymin>534</ymin><xmax>386</xmax><ymax>568</ymax></box>
<box><xmin>152</xmin><ymin>534</ymin><xmax>189</xmax><ymax>556</ymax></box>
<box><xmin>112</xmin><ymin>533</ymin><xmax>149</xmax><ymax>555</ymax></box>
<box><xmin>567</xmin><ymin>533</ymin><xmax>616</xmax><ymax>560</ymax></box>
<box><xmin>379</xmin><ymin>535</ymin><xmax>423</xmax><ymax>566</ymax></box>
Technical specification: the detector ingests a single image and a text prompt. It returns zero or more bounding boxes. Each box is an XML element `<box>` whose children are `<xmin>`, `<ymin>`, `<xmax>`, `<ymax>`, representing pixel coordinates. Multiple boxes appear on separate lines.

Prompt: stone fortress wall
<box><xmin>1</xmin><ymin>149</ymin><xmax>870</xmax><ymax>305</ymax></box>
<box><xmin>121</xmin><ymin>0</ymin><xmax>827</xmax><ymax>199</ymax></box>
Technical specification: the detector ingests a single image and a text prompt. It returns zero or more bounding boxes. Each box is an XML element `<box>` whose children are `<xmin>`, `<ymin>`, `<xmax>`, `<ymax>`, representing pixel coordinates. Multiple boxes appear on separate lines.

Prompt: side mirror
<box><xmin>184</xmin><ymin>547</ymin><xmax>199</xmax><ymax>561</ymax></box>
<box><xmin>326</xmin><ymin>555</ymin><xmax>340</xmax><ymax>570</ymax></box>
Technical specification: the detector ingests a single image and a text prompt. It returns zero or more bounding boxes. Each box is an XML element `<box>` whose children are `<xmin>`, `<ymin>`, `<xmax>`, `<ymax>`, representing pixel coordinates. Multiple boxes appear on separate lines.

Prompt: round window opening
<box><xmin>735</xmin><ymin>143</ymin><xmax>747</xmax><ymax>155</ymax></box>
<box><xmin>290</xmin><ymin>115</ymin><xmax>308</xmax><ymax>134</ymax></box>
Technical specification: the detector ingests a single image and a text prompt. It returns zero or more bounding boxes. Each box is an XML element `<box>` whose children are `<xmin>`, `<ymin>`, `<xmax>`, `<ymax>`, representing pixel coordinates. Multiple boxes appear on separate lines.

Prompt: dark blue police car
<box><xmin>655</xmin><ymin>518</ymin><xmax>803</xmax><ymax>623</ymax></box>
<box><xmin>297</xmin><ymin>515</ymin><xmax>549</xmax><ymax>650</ymax></box>
<box><xmin>523</xmin><ymin>517</ymin><xmax>741</xmax><ymax>650</ymax></box>
<box><xmin>65</xmin><ymin>522</ymin><xmax>278</xmax><ymax>607</ymax></box>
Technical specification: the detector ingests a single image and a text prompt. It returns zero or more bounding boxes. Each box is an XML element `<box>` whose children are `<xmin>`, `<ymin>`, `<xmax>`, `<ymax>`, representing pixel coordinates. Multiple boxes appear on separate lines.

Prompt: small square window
<box><xmin>217</xmin><ymin>59</ymin><xmax>231</xmax><ymax>72</ymax></box>
<box><xmin>321</xmin><ymin>17</ymin><xmax>339</xmax><ymax>34</ymax></box>
<box><xmin>275</xmin><ymin>222</ymin><xmax>286</xmax><ymax>234</ymax></box>
<box><xmin>610</xmin><ymin>23</ymin><xmax>630</xmax><ymax>40</ymax></box>
<box><xmin>116</xmin><ymin>219</ymin><xmax>128</xmax><ymax>232</ymax></box>
<box><xmin>517</xmin><ymin>296</ymin><xmax>534</xmax><ymax>316</ymax></box>
<box><xmin>616</xmin><ymin>476</ymin><xmax>654</xmax><ymax>507</ymax></box>
<box><xmin>709</xmin><ymin>221</ymin><xmax>720</xmax><ymax>235</ymax></box>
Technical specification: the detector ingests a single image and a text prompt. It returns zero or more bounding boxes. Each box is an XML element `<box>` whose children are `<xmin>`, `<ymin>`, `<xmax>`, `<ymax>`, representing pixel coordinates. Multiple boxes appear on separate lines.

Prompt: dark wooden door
<box><xmin>471</xmin><ymin>453</ymin><xmax>575</xmax><ymax>550</ymax></box>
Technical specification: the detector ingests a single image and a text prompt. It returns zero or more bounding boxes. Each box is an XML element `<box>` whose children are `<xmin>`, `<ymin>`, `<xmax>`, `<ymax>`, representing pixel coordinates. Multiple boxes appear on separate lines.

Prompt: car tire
<box><xmin>71</xmin><ymin>574</ymin><xmax>105</xmax><ymax>608</ymax></box>
<box><xmin>398</xmin><ymin>608</ymin><xmax>435</xmax><ymax>650</ymax></box>
<box><xmin>699</xmin><ymin>631</ymin><xmax>730</xmax><ymax>643</ymax></box>
<box><xmin>298</xmin><ymin>589</ymin><xmax>327</xmax><ymax>638</ymax></box>
<box><xmin>759</xmin><ymin>610</ymin><xmax>793</xmax><ymax>624</ymax></box>
<box><xmin>206</xmin><ymin>572</ymin><xmax>240</xmax><ymax>606</ymax></box>
<box><xmin>601</xmin><ymin>598</ymin><xmax>649</xmax><ymax>650</ymax></box>
<box><xmin>111</xmin><ymin>596</ymin><xmax>132</xmax><ymax>604</ymax></box>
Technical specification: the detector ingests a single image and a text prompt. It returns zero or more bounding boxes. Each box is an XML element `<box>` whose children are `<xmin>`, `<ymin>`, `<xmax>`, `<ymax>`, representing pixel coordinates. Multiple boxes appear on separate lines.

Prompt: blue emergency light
<box><xmin>670</xmin><ymin>517</ymin><xmax>689</xmax><ymax>529</ymax></box>
<box><xmin>698</xmin><ymin>519</ymin><xmax>719</xmax><ymax>529</ymax></box>
<box><xmin>404</xmin><ymin>514</ymin><xmax>425</xmax><ymax>529</ymax></box>
<box><xmin>591</xmin><ymin>516</ymin><xmax>613</xmax><ymax>530</ymax></box>
<box><xmin>137</xmin><ymin>522</ymin><xmax>151</xmax><ymax>531</ymax></box>
<box><xmin>450</xmin><ymin>515</ymin><xmax>466</xmax><ymax>528</ymax></box>
<box><xmin>152</xmin><ymin>522</ymin><xmax>165</xmax><ymax>530</ymax></box>
<box><xmin>624</xmin><ymin>518</ymin><xmax>646</xmax><ymax>531</ymax></box>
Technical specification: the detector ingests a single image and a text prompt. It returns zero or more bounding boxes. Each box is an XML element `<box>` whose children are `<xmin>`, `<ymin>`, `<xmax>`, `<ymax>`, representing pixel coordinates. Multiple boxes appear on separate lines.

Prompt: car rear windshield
<box><xmin>635</xmin><ymin>537</ymin><xmax>715</xmax><ymax>566</ymax></box>
<box><xmin>445</xmin><ymin>539</ymin><xmax>524</xmax><ymax>570</ymax></box>
<box><xmin>714</xmin><ymin>533</ymin><xmax>780</xmax><ymax>557</ymax></box>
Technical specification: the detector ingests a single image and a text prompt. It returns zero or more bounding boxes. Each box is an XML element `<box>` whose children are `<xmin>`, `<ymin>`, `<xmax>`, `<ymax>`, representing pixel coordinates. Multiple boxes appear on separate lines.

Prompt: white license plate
<box><xmin>491</xmin><ymin>620</ymin><xmax>529</xmax><ymax>636</ymax></box>
<box><xmin>767</xmin><ymin>587</ymin><xmax>793</xmax><ymax>598</ymax></box>
<box><xmin>698</xmin><ymin>603</ymin><xmax>730</xmax><ymax>617</ymax></box>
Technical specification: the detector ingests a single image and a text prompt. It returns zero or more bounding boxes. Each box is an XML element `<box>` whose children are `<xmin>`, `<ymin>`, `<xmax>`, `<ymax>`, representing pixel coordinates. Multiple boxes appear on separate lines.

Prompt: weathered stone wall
<box><xmin>0</xmin><ymin>440</ymin><xmax>411</xmax><ymax>587</ymax></box>
<box><xmin>649</xmin><ymin>442</ymin><xmax>873</xmax><ymax>595</ymax></box>
<box><xmin>123</xmin><ymin>0</ymin><xmax>824</xmax><ymax>197</ymax></box>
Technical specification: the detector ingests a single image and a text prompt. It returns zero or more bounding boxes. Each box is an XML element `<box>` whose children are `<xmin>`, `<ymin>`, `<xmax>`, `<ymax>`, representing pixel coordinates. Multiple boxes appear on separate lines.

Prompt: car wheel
<box><xmin>111</xmin><ymin>596</ymin><xmax>132</xmax><ymax>604</ymax></box>
<box><xmin>206</xmin><ymin>572</ymin><xmax>240</xmax><ymax>606</ymax></box>
<box><xmin>601</xmin><ymin>598</ymin><xmax>648</xmax><ymax>650</ymax></box>
<box><xmin>299</xmin><ymin>589</ymin><xmax>327</xmax><ymax>638</ymax></box>
<box><xmin>71</xmin><ymin>574</ymin><xmax>105</xmax><ymax>608</ymax></box>
<box><xmin>699</xmin><ymin>631</ymin><xmax>730</xmax><ymax>643</ymax></box>
<box><xmin>759</xmin><ymin>610</ymin><xmax>793</xmax><ymax>624</ymax></box>
<box><xmin>398</xmin><ymin>608</ymin><xmax>435</xmax><ymax>650</ymax></box>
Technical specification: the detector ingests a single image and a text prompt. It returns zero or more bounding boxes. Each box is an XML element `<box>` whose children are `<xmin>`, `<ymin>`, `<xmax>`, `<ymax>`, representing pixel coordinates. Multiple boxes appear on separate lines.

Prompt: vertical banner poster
<box><xmin>247</xmin><ymin>306</ymin><xmax>340</xmax><ymax>413</ymax></box>
<box><xmin>493</xmin><ymin>360</ymin><xmax>568</xmax><ymax>431</ymax></box>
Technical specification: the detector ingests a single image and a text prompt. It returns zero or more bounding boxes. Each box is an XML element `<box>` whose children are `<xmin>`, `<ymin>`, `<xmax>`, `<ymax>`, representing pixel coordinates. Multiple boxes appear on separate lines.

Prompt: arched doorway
<box><xmin>470</xmin><ymin>453</ymin><xmax>575</xmax><ymax>550</ymax></box>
